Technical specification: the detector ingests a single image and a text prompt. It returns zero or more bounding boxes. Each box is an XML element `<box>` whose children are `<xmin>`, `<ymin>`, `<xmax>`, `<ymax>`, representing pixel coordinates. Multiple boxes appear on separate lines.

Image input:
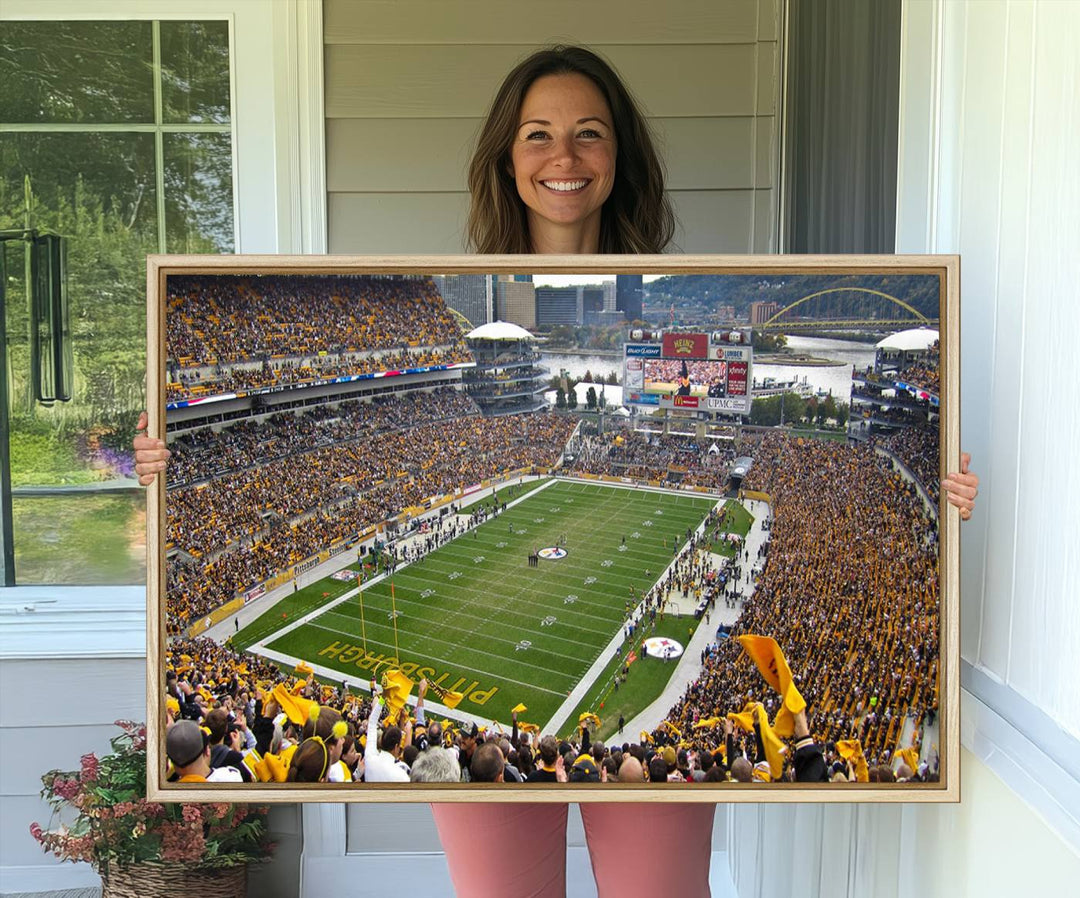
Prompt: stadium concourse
<box><xmin>163</xmin><ymin>276</ymin><xmax>943</xmax><ymax>786</ymax></box>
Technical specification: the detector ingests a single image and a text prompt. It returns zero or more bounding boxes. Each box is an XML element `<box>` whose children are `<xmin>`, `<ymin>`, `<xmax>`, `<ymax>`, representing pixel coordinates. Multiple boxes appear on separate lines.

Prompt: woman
<box><xmin>136</xmin><ymin>44</ymin><xmax>978</xmax><ymax>897</ymax></box>
<box><xmin>466</xmin><ymin>45</ymin><xmax>673</xmax><ymax>255</ymax></box>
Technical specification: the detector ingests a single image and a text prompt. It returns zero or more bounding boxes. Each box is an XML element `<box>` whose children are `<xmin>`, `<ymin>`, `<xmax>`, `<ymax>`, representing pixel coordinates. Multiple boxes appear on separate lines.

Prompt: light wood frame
<box><xmin>146</xmin><ymin>253</ymin><xmax>960</xmax><ymax>803</ymax></box>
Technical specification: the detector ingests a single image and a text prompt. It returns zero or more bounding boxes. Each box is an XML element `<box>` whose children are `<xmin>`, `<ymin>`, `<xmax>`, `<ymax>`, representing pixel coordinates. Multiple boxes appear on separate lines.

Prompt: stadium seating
<box><xmin>166</xmin><ymin>275</ymin><xmax>472</xmax><ymax>402</ymax></box>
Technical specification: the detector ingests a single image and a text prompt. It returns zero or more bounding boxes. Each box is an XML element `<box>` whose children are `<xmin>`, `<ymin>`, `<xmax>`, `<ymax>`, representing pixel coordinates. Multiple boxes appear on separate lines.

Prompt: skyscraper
<box><xmin>495</xmin><ymin>278</ymin><xmax>536</xmax><ymax>329</ymax></box>
<box><xmin>534</xmin><ymin>286</ymin><xmax>579</xmax><ymax>328</ymax></box>
<box><xmin>603</xmin><ymin>280</ymin><xmax>616</xmax><ymax>311</ymax></box>
<box><xmin>616</xmin><ymin>274</ymin><xmax>644</xmax><ymax>322</ymax></box>
<box><xmin>581</xmin><ymin>287</ymin><xmax>605</xmax><ymax>325</ymax></box>
<box><xmin>432</xmin><ymin>275</ymin><xmax>492</xmax><ymax>328</ymax></box>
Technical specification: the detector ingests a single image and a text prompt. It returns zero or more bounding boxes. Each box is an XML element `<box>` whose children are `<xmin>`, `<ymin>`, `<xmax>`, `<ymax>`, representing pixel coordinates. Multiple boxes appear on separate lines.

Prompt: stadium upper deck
<box><xmin>165</xmin><ymin>275</ymin><xmax>473</xmax><ymax>404</ymax></box>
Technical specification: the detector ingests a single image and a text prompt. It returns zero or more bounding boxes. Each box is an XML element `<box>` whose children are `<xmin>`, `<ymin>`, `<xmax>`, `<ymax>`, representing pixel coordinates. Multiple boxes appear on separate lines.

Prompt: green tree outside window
<box><xmin>0</xmin><ymin>20</ymin><xmax>234</xmax><ymax>584</ymax></box>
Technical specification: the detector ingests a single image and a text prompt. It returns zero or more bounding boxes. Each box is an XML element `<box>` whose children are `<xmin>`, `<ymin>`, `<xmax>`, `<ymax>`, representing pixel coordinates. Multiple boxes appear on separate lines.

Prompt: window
<box><xmin>0</xmin><ymin>19</ymin><xmax>235</xmax><ymax>584</ymax></box>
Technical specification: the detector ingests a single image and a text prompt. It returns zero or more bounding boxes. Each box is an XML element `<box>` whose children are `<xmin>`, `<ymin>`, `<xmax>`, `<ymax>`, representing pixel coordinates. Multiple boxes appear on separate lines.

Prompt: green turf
<box><xmin>703</xmin><ymin>500</ymin><xmax>755</xmax><ymax>558</ymax></box>
<box><xmin>232</xmin><ymin>570</ymin><xmax>371</xmax><ymax>651</ymax></box>
<box><xmin>261</xmin><ymin>480</ymin><xmax>718</xmax><ymax>726</ymax></box>
<box><xmin>232</xmin><ymin>480</ymin><xmax>555</xmax><ymax>650</ymax></box>
<box><xmin>488</xmin><ymin>477</ymin><xmax>550</xmax><ymax>505</ymax></box>
<box><xmin>564</xmin><ymin>615</ymin><xmax>705</xmax><ymax>742</ymax></box>
<box><xmin>786</xmin><ymin>427</ymin><xmax>849</xmax><ymax>443</ymax></box>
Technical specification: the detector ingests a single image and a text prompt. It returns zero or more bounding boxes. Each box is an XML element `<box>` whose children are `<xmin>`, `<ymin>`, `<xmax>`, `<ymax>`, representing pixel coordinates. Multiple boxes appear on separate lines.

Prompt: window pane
<box><xmin>0</xmin><ymin>21</ymin><xmax>154</xmax><ymax>124</ymax></box>
<box><xmin>160</xmin><ymin>20</ymin><xmax>232</xmax><ymax>124</ymax></box>
<box><xmin>12</xmin><ymin>493</ymin><xmax>146</xmax><ymax>585</ymax></box>
<box><xmin>164</xmin><ymin>133</ymin><xmax>235</xmax><ymax>252</ymax></box>
<box><xmin>1</xmin><ymin>19</ymin><xmax>235</xmax><ymax>586</ymax></box>
<box><xmin>2</xmin><ymin>132</ymin><xmax>156</xmax><ymax>584</ymax></box>
<box><xmin>0</xmin><ymin>132</ymin><xmax>158</xmax><ymax>235</ymax></box>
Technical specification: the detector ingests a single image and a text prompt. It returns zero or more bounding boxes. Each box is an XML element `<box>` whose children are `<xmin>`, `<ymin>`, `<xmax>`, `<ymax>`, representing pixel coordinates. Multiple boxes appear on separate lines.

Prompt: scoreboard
<box><xmin>623</xmin><ymin>328</ymin><xmax>753</xmax><ymax>416</ymax></box>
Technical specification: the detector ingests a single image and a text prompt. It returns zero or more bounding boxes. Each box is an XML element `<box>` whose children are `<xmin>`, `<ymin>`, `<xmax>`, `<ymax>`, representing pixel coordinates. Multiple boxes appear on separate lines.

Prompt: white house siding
<box><xmin>323</xmin><ymin>0</ymin><xmax>782</xmax><ymax>253</ymax></box>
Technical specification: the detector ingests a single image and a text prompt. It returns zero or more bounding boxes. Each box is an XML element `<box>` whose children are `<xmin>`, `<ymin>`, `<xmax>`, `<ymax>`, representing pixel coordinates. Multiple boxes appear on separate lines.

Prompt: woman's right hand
<box><xmin>134</xmin><ymin>411</ymin><xmax>171</xmax><ymax>486</ymax></box>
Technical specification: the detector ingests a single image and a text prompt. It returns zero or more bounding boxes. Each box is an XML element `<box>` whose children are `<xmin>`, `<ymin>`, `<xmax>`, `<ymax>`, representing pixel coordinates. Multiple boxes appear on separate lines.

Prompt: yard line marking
<box><xmin>339</xmin><ymin>583</ymin><xmax>618</xmax><ymax>635</ymax></box>
<box><xmin>385</xmin><ymin>567</ymin><xmax>629</xmax><ymax>618</ymax></box>
<box><xmin>317</xmin><ymin>604</ymin><xmax>597</xmax><ymax>665</ymax></box>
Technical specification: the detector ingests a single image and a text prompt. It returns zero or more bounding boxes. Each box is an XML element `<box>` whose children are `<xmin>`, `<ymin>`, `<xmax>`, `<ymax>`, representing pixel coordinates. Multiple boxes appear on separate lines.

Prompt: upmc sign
<box><xmin>704</xmin><ymin>397</ymin><xmax>750</xmax><ymax>412</ymax></box>
<box><xmin>661</xmin><ymin>332</ymin><xmax>709</xmax><ymax>359</ymax></box>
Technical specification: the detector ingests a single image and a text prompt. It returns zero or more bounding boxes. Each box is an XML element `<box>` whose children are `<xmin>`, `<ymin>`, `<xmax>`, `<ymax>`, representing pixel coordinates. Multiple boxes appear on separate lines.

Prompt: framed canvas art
<box><xmin>145</xmin><ymin>254</ymin><xmax>960</xmax><ymax>803</ymax></box>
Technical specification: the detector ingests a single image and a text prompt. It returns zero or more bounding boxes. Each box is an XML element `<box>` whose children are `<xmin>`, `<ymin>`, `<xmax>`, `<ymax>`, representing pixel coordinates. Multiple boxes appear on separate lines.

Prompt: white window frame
<box><xmin>0</xmin><ymin>0</ymin><xmax>326</xmax><ymax>659</ymax></box>
<box><xmin>894</xmin><ymin>0</ymin><xmax>1080</xmax><ymax>854</ymax></box>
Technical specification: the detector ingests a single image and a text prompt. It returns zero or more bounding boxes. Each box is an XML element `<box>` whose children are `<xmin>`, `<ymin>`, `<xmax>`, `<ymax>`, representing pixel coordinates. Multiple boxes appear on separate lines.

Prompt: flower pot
<box><xmin>100</xmin><ymin>861</ymin><xmax>247</xmax><ymax>898</ymax></box>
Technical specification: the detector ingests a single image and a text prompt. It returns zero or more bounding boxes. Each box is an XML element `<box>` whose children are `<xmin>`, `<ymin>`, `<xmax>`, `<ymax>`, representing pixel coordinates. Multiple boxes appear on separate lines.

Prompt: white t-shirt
<box><xmin>364</xmin><ymin>695</ymin><xmax>410</xmax><ymax>782</ymax></box>
<box><xmin>206</xmin><ymin>765</ymin><xmax>244</xmax><ymax>783</ymax></box>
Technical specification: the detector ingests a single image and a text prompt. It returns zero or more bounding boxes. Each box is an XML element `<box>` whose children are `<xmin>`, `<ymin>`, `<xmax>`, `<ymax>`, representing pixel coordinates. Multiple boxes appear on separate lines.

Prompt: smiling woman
<box><xmin>509</xmin><ymin>73</ymin><xmax>617</xmax><ymax>253</ymax></box>
<box><xmin>466</xmin><ymin>45</ymin><xmax>674</xmax><ymax>255</ymax></box>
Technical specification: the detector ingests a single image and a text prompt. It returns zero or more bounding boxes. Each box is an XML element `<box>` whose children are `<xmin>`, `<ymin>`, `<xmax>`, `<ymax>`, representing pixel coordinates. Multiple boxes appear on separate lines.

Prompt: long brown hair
<box><xmin>467</xmin><ymin>46</ymin><xmax>675</xmax><ymax>254</ymax></box>
<box><xmin>286</xmin><ymin>738</ymin><xmax>330</xmax><ymax>782</ymax></box>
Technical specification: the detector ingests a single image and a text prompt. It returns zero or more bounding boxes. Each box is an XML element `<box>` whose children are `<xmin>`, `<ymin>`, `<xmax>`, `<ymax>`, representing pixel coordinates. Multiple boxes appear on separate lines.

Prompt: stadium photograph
<box><xmin>151</xmin><ymin>261</ymin><xmax>955</xmax><ymax>798</ymax></box>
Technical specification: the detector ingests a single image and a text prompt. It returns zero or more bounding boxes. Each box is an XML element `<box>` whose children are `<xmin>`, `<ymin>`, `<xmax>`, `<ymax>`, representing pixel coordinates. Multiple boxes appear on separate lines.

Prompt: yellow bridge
<box><xmin>756</xmin><ymin>287</ymin><xmax>939</xmax><ymax>331</ymax></box>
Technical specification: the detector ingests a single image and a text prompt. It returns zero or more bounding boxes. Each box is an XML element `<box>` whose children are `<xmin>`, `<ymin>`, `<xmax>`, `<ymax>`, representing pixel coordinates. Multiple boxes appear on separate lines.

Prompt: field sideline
<box><xmin>248</xmin><ymin>479</ymin><xmax>723</xmax><ymax>728</ymax></box>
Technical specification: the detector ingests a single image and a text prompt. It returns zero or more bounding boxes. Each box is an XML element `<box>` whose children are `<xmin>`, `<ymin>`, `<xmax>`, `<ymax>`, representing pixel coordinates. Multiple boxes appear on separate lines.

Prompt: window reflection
<box><xmin>160</xmin><ymin>21</ymin><xmax>231</xmax><ymax>125</ymax></box>
<box><xmin>1</xmin><ymin>20</ymin><xmax>234</xmax><ymax>585</ymax></box>
<box><xmin>164</xmin><ymin>133</ymin><xmax>235</xmax><ymax>253</ymax></box>
<box><xmin>0</xmin><ymin>21</ymin><xmax>154</xmax><ymax>124</ymax></box>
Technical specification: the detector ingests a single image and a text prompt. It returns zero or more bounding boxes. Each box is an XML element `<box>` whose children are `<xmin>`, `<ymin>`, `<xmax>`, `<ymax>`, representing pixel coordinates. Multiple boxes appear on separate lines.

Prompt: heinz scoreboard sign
<box><xmin>661</xmin><ymin>332</ymin><xmax>709</xmax><ymax>359</ymax></box>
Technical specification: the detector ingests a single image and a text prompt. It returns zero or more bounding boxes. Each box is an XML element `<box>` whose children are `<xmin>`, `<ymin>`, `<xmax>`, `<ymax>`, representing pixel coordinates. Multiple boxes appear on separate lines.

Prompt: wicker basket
<box><xmin>100</xmin><ymin>862</ymin><xmax>247</xmax><ymax>898</ymax></box>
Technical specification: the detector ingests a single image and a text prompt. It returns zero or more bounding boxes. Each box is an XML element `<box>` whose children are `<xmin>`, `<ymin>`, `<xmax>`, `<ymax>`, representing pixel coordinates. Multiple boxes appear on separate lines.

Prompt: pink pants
<box><xmin>431</xmin><ymin>802</ymin><xmax>715</xmax><ymax>897</ymax></box>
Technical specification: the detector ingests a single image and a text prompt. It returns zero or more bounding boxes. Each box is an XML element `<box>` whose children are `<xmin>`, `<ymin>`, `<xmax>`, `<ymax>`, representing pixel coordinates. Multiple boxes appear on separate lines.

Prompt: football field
<box><xmin>255</xmin><ymin>480</ymin><xmax>720</xmax><ymax>726</ymax></box>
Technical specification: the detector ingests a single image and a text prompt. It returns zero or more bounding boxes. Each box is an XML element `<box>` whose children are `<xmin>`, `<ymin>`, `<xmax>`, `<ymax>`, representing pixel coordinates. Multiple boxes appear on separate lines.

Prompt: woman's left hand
<box><xmin>942</xmin><ymin>451</ymin><xmax>979</xmax><ymax>521</ymax></box>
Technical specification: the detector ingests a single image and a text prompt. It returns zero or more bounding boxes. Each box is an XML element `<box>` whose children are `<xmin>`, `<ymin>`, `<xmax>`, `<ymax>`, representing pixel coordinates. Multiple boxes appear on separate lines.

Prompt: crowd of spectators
<box><xmin>166</xmin><ymin>275</ymin><xmax>472</xmax><ymax>402</ymax></box>
<box><xmin>166</xmin><ymin>401</ymin><xmax>575</xmax><ymax>627</ymax></box>
<box><xmin>166</xmin><ymin>632</ymin><xmax>935</xmax><ymax>785</ymax></box>
<box><xmin>858</xmin><ymin>340</ymin><xmax>940</xmax><ymax>399</ymax></box>
<box><xmin>166</xmin><ymin>348</ymin><xmax>473</xmax><ymax>403</ymax></box>
<box><xmin>169</xmin><ymin>389</ymin><xmax>478</xmax><ymax>488</ymax></box>
<box><xmin>660</xmin><ymin>432</ymin><xmax>939</xmax><ymax>765</ymax></box>
<box><xmin>894</xmin><ymin>341</ymin><xmax>941</xmax><ymax>395</ymax></box>
<box><xmin>875</xmin><ymin>424</ymin><xmax>941</xmax><ymax>505</ymax></box>
<box><xmin>851</xmin><ymin>348</ymin><xmax>942</xmax><ymax>505</ymax></box>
